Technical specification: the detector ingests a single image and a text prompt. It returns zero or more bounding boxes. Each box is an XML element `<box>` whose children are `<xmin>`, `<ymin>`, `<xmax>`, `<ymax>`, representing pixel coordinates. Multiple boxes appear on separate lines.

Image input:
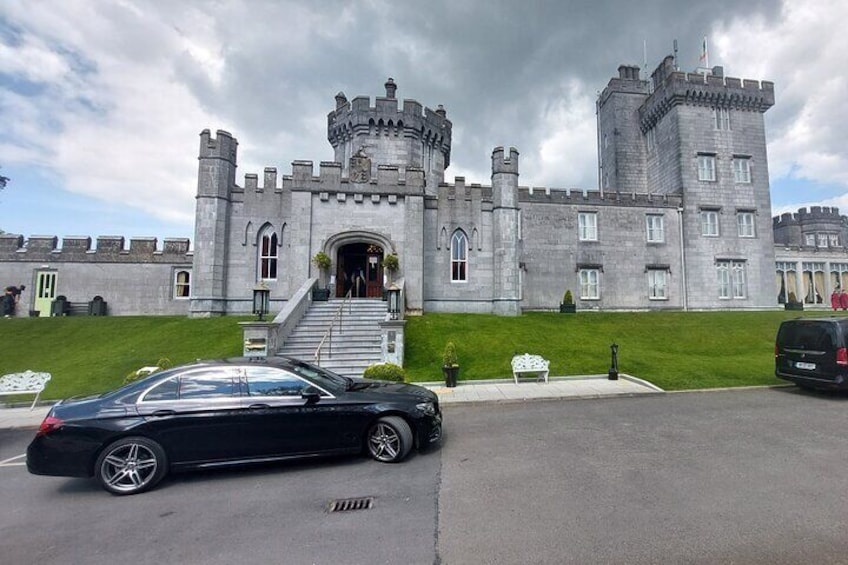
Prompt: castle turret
<box><xmin>191</xmin><ymin>129</ymin><xmax>238</xmax><ymax>316</ymax></box>
<box><xmin>327</xmin><ymin>78</ymin><xmax>452</xmax><ymax>194</ymax></box>
<box><xmin>491</xmin><ymin>147</ymin><xmax>521</xmax><ymax>315</ymax></box>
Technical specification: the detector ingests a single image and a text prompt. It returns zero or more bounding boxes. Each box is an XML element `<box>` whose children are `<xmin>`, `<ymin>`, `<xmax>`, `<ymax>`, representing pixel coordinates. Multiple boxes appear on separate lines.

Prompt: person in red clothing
<box><xmin>832</xmin><ymin>289</ymin><xmax>841</xmax><ymax>311</ymax></box>
<box><xmin>840</xmin><ymin>289</ymin><xmax>848</xmax><ymax>311</ymax></box>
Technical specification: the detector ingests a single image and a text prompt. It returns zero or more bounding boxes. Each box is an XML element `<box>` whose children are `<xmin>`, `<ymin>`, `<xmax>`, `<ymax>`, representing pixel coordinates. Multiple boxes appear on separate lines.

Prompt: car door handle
<box><xmin>248</xmin><ymin>404</ymin><xmax>270</xmax><ymax>410</ymax></box>
<box><xmin>151</xmin><ymin>410</ymin><xmax>176</xmax><ymax>418</ymax></box>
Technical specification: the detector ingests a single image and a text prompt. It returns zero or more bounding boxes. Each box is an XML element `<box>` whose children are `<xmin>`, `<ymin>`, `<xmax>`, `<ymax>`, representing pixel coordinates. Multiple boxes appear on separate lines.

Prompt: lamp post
<box><xmin>387</xmin><ymin>283</ymin><xmax>400</xmax><ymax>320</ymax></box>
<box><xmin>252</xmin><ymin>282</ymin><xmax>270</xmax><ymax>321</ymax></box>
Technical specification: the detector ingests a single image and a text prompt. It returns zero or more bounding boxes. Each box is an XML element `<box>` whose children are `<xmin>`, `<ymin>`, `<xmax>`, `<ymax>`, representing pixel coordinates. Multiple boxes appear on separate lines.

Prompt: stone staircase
<box><xmin>276</xmin><ymin>298</ymin><xmax>386</xmax><ymax>378</ymax></box>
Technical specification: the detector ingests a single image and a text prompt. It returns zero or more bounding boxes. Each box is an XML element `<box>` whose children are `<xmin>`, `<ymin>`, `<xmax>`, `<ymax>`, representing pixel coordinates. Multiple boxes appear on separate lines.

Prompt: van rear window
<box><xmin>778</xmin><ymin>322</ymin><xmax>837</xmax><ymax>351</ymax></box>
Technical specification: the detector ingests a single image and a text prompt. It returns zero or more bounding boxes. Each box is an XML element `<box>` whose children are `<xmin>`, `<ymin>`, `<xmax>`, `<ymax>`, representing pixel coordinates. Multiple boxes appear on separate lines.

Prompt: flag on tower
<box><xmin>699</xmin><ymin>36</ymin><xmax>709</xmax><ymax>68</ymax></box>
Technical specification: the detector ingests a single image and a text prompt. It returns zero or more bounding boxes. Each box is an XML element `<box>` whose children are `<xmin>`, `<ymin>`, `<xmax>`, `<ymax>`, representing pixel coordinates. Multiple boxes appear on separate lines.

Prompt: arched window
<box><xmin>451</xmin><ymin>230</ymin><xmax>468</xmax><ymax>282</ymax></box>
<box><xmin>174</xmin><ymin>270</ymin><xmax>191</xmax><ymax>299</ymax></box>
<box><xmin>258</xmin><ymin>226</ymin><xmax>278</xmax><ymax>280</ymax></box>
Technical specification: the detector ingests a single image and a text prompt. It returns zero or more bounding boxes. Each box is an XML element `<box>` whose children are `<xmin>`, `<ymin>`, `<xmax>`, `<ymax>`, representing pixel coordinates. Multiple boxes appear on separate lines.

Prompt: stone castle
<box><xmin>0</xmin><ymin>54</ymin><xmax>838</xmax><ymax>317</ymax></box>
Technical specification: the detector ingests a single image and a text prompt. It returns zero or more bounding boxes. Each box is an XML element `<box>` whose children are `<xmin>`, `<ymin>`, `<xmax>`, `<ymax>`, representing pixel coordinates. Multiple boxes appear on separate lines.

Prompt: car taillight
<box><xmin>36</xmin><ymin>415</ymin><xmax>63</xmax><ymax>437</ymax></box>
<box><xmin>837</xmin><ymin>348</ymin><xmax>848</xmax><ymax>366</ymax></box>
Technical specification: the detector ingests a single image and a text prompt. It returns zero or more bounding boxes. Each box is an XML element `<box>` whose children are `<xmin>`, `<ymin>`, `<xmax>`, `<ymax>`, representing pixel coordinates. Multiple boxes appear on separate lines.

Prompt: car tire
<box><xmin>366</xmin><ymin>416</ymin><xmax>413</xmax><ymax>463</ymax></box>
<box><xmin>94</xmin><ymin>436</ymin><xmax>168</xmax><ymax>495</ymax></box>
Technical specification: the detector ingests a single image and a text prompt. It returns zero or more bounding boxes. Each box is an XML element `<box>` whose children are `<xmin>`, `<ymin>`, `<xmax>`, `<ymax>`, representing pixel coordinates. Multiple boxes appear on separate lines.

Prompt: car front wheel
<box><xmin>366</xmin><ymin>416</ymin><xmax>413</xmax><ymax>463</ymax></box>
<box><xmin>94</xmin><ymin>437</ymin><xmax>168</xmax><ymax>495</ymax></box>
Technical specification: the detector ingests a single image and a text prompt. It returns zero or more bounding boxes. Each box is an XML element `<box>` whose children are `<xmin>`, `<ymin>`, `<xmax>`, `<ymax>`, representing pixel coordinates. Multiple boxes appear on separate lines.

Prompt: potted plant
<box><xmin>312</xmin><ymin>251</ymin><xmax>332</xmax><ymax>301</ymax></box>
<box><xmin>382</xmin><ymin>253</ymin><xmax>399</xmax><ymax>300</ymax></box>
<box><xmin>442</xmin><ymin>342</ymin><xmax>460</xmax><ymax>388</ymax></box>
<box><xmin>784</xmin><ymin>291</ymin><xmax>803</xmax><ymax>311</ymax></box>
<box><xmin>559</xmin><ymin>290</ymin><xmax>576</xmax><ymax>313</ymax></box>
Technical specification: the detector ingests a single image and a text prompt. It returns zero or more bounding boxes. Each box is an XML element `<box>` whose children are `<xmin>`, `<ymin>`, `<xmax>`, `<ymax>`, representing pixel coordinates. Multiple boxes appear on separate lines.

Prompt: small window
<box><xmin>645</xmin><ymin>128</ymin><xmax>656</xmax><ymax>153</ymax></box>
<box><xmin>733</xmin><ymin>158</ymin><xmax>751</xmax><ymax>183</ymax></box>
<box><xmin>717</xmin><ymin>261</ymin><xmax>746</xmax><ymax>299</ymax></box>
<box><xmin>451</xmin><ymin>231</ymin><xmax>468</xmax><ymax>282</ymax></box>
<box><xmin>580</xmin><ymin>269</ymin><xmax>599</xmax><ymax>299</ymax></box>
<box><xmin>174</xmin><ymin>270</ymin><xmax>191</xmax><ymax>299</ymax></box>
<box><xmin>701</xmin><ymin>210</ymin><xmax>719</xmax><ymax>237</ymax></box>
<box><xmin>179</xmin><ymin>371</ymin><xmax>235</xmax><ymax>399</ymax></box>
<box><xmin>737</xmin><ymin>212</ymin><xmax>755</xmax><ymax>238</ymax></box>
<box><xmin>713</xmin><ymin>108</ymin><xmax>731</xmax><ymax>130</ymax></box>
<box><xmin>830</xmin><ymin>234</ymin><xmax>840</xmax><ymax>247</ymax></box>
<box><xmin>698</xmin><ymin>155</ymin><xmax>716</xmax><ymax>182</ymax></box>
<box><xmin>244</xmin><ymin>367</ymin><xmax>307</xmax><ymax>397</ymax></box>
<box><xmin>646</xmin><ymin>215</ymin><xmax>665</xmax><ymax>243</ymax></box>
<box><xmin>258</xmin><ymin>227</ymin><xmax>278</xmax><ymax>281</ymax></box>
<box><xmin>818</xmin><ymin>233</ymin><xmax>828</xmax><ymax>248</ymax></box>
<box><xmin>648</xmin><ymin>269</ymin><xmax>668</xmax><ymax>300</ymax></box>
<box><xmin>805</xmin><ymin>234</ymin><xmax>816</xmax><ymax>247</ymax></box>
<box><xmin>578</xmin><ymin>212</ymin><xmax>598</xmax><ymax>242</ymax></box>
<box><xmin>142</xmin><ymin>377</ymin><xmax>179</xmax><ymax>402</ymax></box>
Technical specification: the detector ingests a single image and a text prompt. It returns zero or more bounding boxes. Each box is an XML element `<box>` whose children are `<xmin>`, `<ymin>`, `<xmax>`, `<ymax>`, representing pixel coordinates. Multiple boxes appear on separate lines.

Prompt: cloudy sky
<box><xmin>1</xmin><ymin>0</ymin><xmax>846</xmax><ymax>242</ymax></box>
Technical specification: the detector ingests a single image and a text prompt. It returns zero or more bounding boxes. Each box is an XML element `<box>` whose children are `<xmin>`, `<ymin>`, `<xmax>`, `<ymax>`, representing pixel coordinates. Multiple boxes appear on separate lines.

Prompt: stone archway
<box><xmin>322</xmin><ymin>231</ymin><xmax>396</xmax><ymax>299</ymax></box>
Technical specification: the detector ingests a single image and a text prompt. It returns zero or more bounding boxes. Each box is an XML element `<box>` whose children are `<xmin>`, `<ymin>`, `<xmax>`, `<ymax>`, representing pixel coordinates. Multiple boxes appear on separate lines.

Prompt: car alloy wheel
<box><xmin>367</xmin><ymin>416</ymin><xmax>413</xmax><ymax>463</ymax></box>
<box><xmin>94</xmin><ymin>437</ymin><xmax>167</xmax><ymax>495</ymax></box>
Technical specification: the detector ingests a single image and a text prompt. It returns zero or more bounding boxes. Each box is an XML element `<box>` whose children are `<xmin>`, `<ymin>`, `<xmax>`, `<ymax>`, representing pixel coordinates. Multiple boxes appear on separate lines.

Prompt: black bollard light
<box><xmin>608</xmin><ymin>342</ymin><xmax>619</xmax><ymax>380</ymax></box>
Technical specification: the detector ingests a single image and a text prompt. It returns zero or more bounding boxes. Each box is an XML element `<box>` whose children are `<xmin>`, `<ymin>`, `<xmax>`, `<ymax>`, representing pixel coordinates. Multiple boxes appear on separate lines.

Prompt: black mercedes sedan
<box><xmin>27</xmin><ymin>357</ymin><xmax>442</xmax><ymax>495</ymax></box>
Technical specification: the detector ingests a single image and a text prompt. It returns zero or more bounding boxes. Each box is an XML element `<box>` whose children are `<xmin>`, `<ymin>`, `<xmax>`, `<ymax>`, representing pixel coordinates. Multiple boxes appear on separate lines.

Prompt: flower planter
<box><xmin>559</xmin><ymin>303</ymin><xmax>576</xmax><ymax>313</ymax></box>
<box><xmin>784</xmin><ymin>302</ymin><xmax>804</xmax><ymax>311</ymax></box>
<box><xmin>443</xmin><ymin>366</ymin><xmax>459</xmax><ymax>388</ymax></box>
<box><xmin>312</xmin><ymin>288</ymin><xmax>330</xmax><ymax>302</ymax></box>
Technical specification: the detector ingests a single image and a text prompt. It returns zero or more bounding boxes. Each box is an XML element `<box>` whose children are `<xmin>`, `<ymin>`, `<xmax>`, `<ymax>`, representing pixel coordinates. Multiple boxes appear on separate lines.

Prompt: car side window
<box><xmin>178</xmin><ymin>369</ymin><xmax>235</xmax><ymax>399</ymax></box>
<box><xmin>243</xmin><ymin>366</ymin><xmax>308</xmax><ymax>397</ymax></box>
<box><xmin>143</xmin><ymin>377</ymin><xmax>179</xmax><ymax>401</ymax></box>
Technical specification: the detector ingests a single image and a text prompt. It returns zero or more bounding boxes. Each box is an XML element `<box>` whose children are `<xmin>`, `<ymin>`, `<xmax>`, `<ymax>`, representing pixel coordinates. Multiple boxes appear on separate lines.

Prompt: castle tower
<box><xmin>327</xmin><ymin>78</ymin><xmax>452</xmax><ymax>194</ymax></box>
<box><xmin>600</xmin><ymin>55</ymin><xmax>777</xmax><ymax>309</ymax></box>
<box><xmin>491</xmin><ymin>147</ymin><xmax>521</xmax><ymax>316</ymax></box>
<box><xmin>191</xmin><ymin>129</ymin><xmax>237</xmax><ymax>316</ymax></box>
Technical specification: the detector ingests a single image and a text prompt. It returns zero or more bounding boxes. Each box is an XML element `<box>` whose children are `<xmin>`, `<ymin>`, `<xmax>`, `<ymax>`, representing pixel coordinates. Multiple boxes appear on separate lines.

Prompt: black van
<box><xmin>775</xmin><ymin>318</ymin><xmax>848</xmax><ymax>389</ymax></box>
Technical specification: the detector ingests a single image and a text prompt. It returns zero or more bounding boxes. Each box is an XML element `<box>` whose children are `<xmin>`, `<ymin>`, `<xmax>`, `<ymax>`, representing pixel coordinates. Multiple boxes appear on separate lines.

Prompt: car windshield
<box><xmin>284</xmin><ymin>360</ymin><xmax>351</xmax><ymax>392</ymax></box>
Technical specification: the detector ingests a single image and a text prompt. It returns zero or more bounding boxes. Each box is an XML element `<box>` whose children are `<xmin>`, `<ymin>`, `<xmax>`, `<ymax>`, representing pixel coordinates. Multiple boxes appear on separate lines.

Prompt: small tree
<box><xmin>562</xmin><ymin>290</ymin><xmax>574</xmax><ymax>305</ymax></box>
<box><xmin>442</xmin><ymin>342</ymin><xmax>459</xmax><ymax>367</ymax></box>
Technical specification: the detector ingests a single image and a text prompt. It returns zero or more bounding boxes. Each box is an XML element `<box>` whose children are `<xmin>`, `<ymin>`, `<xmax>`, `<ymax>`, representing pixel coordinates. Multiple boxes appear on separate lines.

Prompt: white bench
<box><xmin>0</xmin><ymin>371</ymin><xmax>52</xmax><ymax>410</ymax></box>
<box><xmin>511</xmin><ymin>354</ymin><xmax>550</xmax><ymax>384</ymax></box>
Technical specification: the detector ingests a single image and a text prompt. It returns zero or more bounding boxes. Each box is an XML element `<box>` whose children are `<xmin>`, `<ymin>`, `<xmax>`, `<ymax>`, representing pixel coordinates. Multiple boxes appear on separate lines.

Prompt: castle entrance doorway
<box><xmin>335</xmin><ymin>243</ymin><xmax>384</xmax><ymax>298</ymax></box>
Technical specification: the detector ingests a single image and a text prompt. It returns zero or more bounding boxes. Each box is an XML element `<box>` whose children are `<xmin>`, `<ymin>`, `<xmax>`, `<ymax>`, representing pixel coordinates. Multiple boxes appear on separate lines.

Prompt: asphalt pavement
<box><xmin>0</xmin><ymin>374</ymin><xmax>663</xmax><ymax>429</ymax></box>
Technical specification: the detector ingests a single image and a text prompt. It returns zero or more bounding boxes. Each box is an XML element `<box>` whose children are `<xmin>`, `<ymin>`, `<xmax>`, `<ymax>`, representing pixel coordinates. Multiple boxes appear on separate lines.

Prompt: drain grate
<box><xmin>328</xmin><ymin>497</ymin><xmax>375</xmax><ymax>513</ymax></box>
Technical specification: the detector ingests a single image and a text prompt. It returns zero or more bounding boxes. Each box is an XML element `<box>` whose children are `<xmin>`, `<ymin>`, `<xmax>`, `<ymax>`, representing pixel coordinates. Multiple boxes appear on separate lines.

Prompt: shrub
<box><xmin>363</xmin><ymin>363</ymin><xmax>406</xmax><ymax>382</ymax></box>
<box><xmin>382</xmin><ymin>253</ymin><xmax>399</xmax><ymax>272</ymax></box>
<box><xmin>442</xmin><ymin>342</ymin><xmax>458</xmax><ymax>367</ymax></box>
<box><xmin>562</xmin><ymin>290</ymin><xmax>574</xmax><ymax>305</ymax></box>
<box><xmin>312</xmin><ymin>251</ymin><xmax>332</xmax><ymax>270</ymax></box>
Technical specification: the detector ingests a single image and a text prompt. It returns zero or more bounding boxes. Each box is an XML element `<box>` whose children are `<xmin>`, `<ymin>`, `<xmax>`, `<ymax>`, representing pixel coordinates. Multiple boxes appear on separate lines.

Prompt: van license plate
<box><xmin>796</xmin><ymin>362</ymin><xmax>816</xmax><ymax>370</ymax></box>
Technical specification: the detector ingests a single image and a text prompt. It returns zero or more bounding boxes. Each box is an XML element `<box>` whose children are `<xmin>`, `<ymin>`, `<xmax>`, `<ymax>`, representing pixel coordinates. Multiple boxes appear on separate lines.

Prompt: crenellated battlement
<box><xmin>519</xmin><ymin>187</ymin><xmax>683</xmax><ymax>208</ymax></box>
<box><xmin>492</xmin><ymin>147</ymin><xmax>519</xmax><ymax>175</ymax></box>
<box><xmin>0</xmin><ymin>234</ymin><xmax>192</xmax><ymax>262</ymax></box>
<box><xmin>639</xmin><ymin>55</ymin><xmax>774</xmax><ymax>130</ymax></box>
<box><xmin>326</xmin><ymin>78</ymin><xmax>452</xmax><ymax>167</ymax></box>
<box><xmin>198</xmin><ymin>129</ymin><xmax>238</xmax><ymax>163</ymax></box>
<box><xmin>773</xmin><ymin>206</ymin><xmax>844</xmax><ymax>228</ymax></box>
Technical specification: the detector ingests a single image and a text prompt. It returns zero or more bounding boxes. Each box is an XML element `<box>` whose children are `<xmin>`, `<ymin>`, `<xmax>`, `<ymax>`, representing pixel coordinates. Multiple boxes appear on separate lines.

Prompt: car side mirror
<box><xmin>301</xmin><ymin>387</ymin><xmax>321</xmax><ymax>404</ymax></box>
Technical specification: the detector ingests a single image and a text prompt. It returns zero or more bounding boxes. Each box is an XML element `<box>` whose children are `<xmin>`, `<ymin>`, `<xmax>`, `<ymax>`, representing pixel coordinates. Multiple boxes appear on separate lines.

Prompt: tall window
<box><xmin>580</xmin><ymin>269</ymin><xmax>599</xmax><ymax>299</ymax></box>
<box><xmin>258</xmin><ymin>227</ymin><xmax>278</xmax><ymax>280</ymax></box>
<box><xmin>733</xmin><ymin>157</ymin><xmax>751</xmax><ymax>183</ymax></box>
<box><xmin>646</xmin><ymin>215</ymin><xmax>665</xmax><ymax>243</ymax></box>
<box><xmin>830</xmin><ymin>234</ymin><xmax>840</xmax><ymax>247</ymax></box>
<box><xmin>645</xmin><ymin>128</ymin><xmax>656</xmax><ymax>154</ymax></box>
<box><xmin>578</xmin><ymin>212</ymin><xmax>598</xmax><ymax>241</ymax></box>
<box><xmin>817</xmin><ymin>233</ymin><xmax>828</xmax><ymax>248</ymax></box>
<box><xmin>718</xmin><ymin>261</ymin><xmax>746</xmax><ymax>299</ymax></box>
<box><xmin>698</xmin><ymin>154</ymin><xmax>716</xmax><ymax>181</ymax></box>
<box><xmin>648</xmin><ymin>269</ymin><xmax>668</xmax><ymax>300</ymax></box>
<box><xmin>701</xmin><ymin>210</ymin><xmax>719</xmax><ymax>237</ymax></box>
<box><xmin>737</xmin><ymin>212</ymin><xmax>755</xmax><ymax>238</ymax></box>
<box><xmin>174</xmin><ymin>270</ymin><xmax>191</xmax><ymax>299</ymax></box>
<box><xmin>802</xmin><ymin>262</ymin><xmax>826</xmax><ymax>304</ymax></box>
<box><xmin>713</xmin><ymin>108</ymin><xmax>731</xmax><ymax>130</ymax></box>
<box><xmin>451</xmin><ymin>231</ymin><xmax>468</xmax><ymax>282</ymax></box>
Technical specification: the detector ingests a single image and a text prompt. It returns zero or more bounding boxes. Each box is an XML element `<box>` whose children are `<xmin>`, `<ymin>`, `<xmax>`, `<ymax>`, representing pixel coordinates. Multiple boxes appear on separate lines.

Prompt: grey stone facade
<box><xmin>0</xmin><ymin>55</ymin><xmax>787</xmax><ymax>317</ymax></box>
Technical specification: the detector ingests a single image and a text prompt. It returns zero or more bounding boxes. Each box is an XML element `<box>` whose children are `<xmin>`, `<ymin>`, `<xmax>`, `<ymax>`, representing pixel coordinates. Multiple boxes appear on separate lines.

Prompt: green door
<box><xmin>34</xmin><ymin>271</ymin><xmax>57</xmax><ymax>317</ymax></box>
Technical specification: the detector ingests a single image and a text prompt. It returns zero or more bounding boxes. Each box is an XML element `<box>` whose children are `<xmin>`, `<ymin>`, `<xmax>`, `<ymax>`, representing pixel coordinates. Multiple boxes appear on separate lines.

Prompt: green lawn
<box><xmin>0</xmin><ymin>309</ymin><xmax>831</xmax><ymax>401</ymax></box>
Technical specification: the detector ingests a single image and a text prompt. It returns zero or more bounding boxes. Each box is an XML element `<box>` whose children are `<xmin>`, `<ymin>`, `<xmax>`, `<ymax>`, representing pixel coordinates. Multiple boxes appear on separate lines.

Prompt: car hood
<box><xmin>348</xmin><ymin>379</ymin><xmax>437</xmax><ymax>401</ymax></box>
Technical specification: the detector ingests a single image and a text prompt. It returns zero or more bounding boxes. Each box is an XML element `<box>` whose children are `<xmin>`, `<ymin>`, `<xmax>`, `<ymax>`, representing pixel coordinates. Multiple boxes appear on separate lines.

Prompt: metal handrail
<box><xmin>314</xmin><ymin>289</ymin><xmax>352</xmax><ymax>365</ymax></box>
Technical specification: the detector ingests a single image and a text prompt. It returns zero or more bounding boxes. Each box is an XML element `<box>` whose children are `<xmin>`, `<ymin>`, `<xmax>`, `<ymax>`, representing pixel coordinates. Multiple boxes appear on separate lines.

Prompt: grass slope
<box><xmin>0</xmin><ymin>310</ymin><xmax>830</xmax><ymax>401</ymax></box>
